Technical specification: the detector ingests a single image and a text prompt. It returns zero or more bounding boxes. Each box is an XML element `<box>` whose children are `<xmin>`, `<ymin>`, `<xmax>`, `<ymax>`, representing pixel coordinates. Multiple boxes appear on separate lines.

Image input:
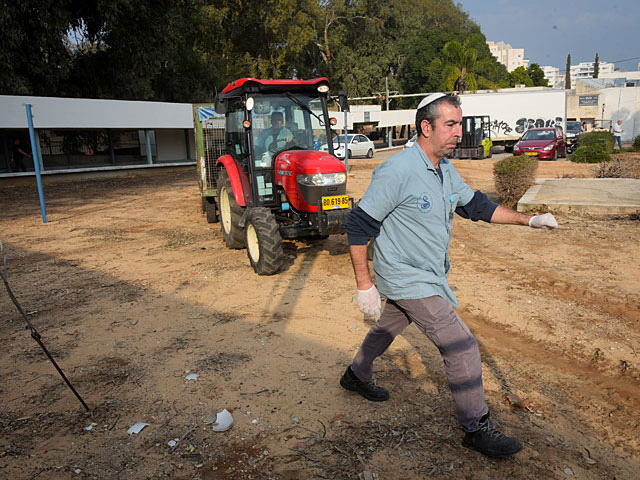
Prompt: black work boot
<box><xmin>339</xmin><ymin>366</ymin><xmax>389</xmax><ymax>402</ymax></box>
<box><xmin>462</xmin><ymin>413</ymin><xmax>523</xmax><ymax>458</ymax></box>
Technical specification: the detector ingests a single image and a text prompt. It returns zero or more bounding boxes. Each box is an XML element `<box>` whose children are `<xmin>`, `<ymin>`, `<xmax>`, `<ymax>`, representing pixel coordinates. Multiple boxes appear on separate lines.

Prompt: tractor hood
<box><xmin>274</xmin><ymin>150</ymin><xmax>346</xmax><ymax>176</ymax></box>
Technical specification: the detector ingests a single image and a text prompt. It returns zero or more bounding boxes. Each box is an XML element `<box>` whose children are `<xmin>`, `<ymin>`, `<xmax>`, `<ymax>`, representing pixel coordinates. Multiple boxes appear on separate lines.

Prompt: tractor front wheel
<box><xmin>245</xmin><ymin>207</ymin><xmax>284</xmax><ymax>275</ymax></box>
<box><xmin>217</xmin><ymin>169</ymin><xmax>245</xmax><ymax>249</ymax></box>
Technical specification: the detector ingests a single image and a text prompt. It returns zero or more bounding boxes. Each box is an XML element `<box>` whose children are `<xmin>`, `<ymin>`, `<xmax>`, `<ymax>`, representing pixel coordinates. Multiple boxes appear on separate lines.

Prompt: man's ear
<box><xmin>421</xmin><ymin>119</ymin><xmax>431</xmax><ymax>137</ymax></box>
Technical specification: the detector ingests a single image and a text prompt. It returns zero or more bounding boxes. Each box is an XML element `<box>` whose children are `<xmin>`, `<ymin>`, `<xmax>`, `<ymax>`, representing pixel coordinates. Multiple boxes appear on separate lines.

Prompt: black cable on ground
<box><xmin>1</xmin><ymin>239</ymin><xmax>90</xmax><ymax>412</ymax></box>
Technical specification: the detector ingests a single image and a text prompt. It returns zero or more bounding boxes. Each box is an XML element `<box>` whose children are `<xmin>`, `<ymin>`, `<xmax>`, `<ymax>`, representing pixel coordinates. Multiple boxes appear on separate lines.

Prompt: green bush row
<box><xmin>571</xmin><ymin>145</ymin><xmax>611</xmax><ymax>163</ymax></box>
<box><xmin>493</xmin><ymin>155</ymin><xmax>538</xmax><ymax>207</ymax></box>
<box><xmin>578</xmin><ymin>130</ymin><xmax>615</xmax><ymax>153</ymax></box>
<box><xmin>571</xmin><ymin>130</ymin><xmax>616</xmax><ymax>163</ymax></box>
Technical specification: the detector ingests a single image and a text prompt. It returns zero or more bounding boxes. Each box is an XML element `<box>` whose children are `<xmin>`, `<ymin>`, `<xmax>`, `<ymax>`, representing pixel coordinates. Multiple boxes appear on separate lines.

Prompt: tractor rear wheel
<box><xmin>205</xmin><ymin>197</ymin><xmax>219</xmax><ymax>223</ymax></box>
<box><xmin>244</xmin><ymin>207</ymin><xmax>284</xmax><ymax>275</ymax></box>
<box><xmin>217</xmin><ymin>169</ymin><xmax>245</xmax><ymax>249</ymax></box>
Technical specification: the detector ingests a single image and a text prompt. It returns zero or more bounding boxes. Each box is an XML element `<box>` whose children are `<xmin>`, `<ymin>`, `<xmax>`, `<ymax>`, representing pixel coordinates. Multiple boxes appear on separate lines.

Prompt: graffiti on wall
<box><xmin>489</xmin><ymin>116</ymin><xmax>564</xmax><ymax>137</ymax></box>
<box><xmin>515</xmin><ymin>116</ymin><xmax>563</xmax><ymax>134</ymax></box>
<box><xmin>490</xmin><ymin>120</ymin><xmax>513</xmax><ymax>136</ymax></box>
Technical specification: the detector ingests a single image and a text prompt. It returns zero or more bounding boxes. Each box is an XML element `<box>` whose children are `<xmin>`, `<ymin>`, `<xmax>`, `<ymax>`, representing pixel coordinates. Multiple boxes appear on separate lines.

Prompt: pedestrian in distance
<box><xmin>11</xmin><ymin>138</ymin><xmax>32</xmax><ymax>172</ymax></box>
<box><xmin>340</xmin><ymin>93</ymin><xmax>558</xmax><ymax>459</ymax></box>
<box><xmin>613</xmin><ymin>120</ymin><xmax>624</xmax><ymax>150</ymax></box>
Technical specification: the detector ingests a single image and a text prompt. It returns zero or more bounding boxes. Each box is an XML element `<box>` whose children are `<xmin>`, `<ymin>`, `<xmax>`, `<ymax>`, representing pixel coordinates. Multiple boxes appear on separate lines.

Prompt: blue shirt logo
<box><xmin>417</xmin><ymin>193</ymin><xmax>432</xmax><ymax>213</ymax></box>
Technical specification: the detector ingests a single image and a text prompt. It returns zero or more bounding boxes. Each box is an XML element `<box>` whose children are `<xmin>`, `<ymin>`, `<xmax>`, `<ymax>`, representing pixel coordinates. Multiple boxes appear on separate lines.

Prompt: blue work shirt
<box><xmin>358</xmin><ymin>143</ymin><xmax>474</xmax><ymax>307</ymax></box>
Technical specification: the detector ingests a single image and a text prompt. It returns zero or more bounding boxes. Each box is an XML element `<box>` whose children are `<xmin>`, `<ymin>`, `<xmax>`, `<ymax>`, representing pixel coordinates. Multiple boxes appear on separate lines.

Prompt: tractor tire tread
<box><xmin>246</xmin><ymin>207</ymin><xmax>284</xmax><ymax>275</ymax></box>
<box><xmin>217</xmin><ymin>169</ymin><xmax>245</xmax><ymax>249</ymax></box>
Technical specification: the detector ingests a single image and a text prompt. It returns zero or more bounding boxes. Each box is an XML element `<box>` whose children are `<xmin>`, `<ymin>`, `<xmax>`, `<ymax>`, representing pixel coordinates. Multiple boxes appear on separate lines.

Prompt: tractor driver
<box><xmin>256</xmin><ymin>111</ymin><xmax>293</xmax><ymax>153</ymax></box>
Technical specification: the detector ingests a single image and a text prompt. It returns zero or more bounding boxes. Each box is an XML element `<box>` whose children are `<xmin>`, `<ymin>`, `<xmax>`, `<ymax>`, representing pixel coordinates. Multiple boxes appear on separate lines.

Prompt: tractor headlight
<box><xmin>296</xmin><ymin>172</ymin><xmax>346</xmax><ymax>186</ymax></box>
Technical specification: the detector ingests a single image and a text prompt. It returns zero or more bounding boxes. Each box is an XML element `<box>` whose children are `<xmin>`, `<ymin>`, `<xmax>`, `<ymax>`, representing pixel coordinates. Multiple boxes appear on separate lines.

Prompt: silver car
<box><xmin>404</xmin><ymin>134</ymin><xmax>417</xmax><ymax>150</ymax></box>
<box><xmin>324</xmin><ymin>134</ymin><xmax>375</xmax><ymax>159</ymax></box>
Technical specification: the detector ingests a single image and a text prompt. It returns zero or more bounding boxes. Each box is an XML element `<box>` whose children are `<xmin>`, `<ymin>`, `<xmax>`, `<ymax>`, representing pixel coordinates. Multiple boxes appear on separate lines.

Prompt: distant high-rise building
<box><xmin>569</xmin><ymin>61</ymin><xmax>615</xmax><ymax>89</ymax></box>
<box><xmin>486</xmin><ymin>41</ymin><xmax>525</xmax><ymax>72</ymax></box>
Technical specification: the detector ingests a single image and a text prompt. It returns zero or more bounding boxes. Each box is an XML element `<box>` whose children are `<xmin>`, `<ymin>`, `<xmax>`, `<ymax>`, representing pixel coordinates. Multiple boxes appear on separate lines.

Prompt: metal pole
<box><xmin>25</xmin><ymin>104</ymin><xmax>47</xmax><ymax>224</ymax></box>
<box><xmin>108</xmin><ymin>129</ymin><xmax>116</xmax><ymax>164</ymax></box>
<box><xmin>343</xmin><ymin>109</ymin><xmax>348</xmax><ymax>171</ymax></box>
<box><xmin>386</xmin><ymin>77</ymin><xmax>392</xmax><ymax>148</ymax></box>
<box><xmin>1</xmin><ymin>131</ymin><xmax>11</xmax><ymax>173</ymax></box>
<box><xmin>145</xmin><ymin>130</ymin><xmax>153</xmax><ymax>164</ymax></box>
<box><xmin>184</xmin><ymin>129</ymin><xmax>191</xmax><ymax>161</ymax></box>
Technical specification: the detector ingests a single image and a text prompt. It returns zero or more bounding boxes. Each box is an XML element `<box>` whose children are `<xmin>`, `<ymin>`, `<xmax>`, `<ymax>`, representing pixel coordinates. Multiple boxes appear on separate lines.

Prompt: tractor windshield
<box><xmin>251</xmin><ymin>94</ymin><xmax>329</xmax><ymax>167</ymax></box>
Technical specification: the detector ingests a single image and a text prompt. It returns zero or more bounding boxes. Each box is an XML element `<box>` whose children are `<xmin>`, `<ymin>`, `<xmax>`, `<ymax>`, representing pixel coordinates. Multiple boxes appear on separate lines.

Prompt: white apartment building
<box><xmin>541</xmin><ymin>66</ymin><xmax>562</xmax><ymax>88</ymax></box>
<box><xmin>569</xmin><ymin>61</ymin><xmax>615</xmax><ymax>89</ymax></box>
<box><xmin>486</xmin><ymin>41</ymin><xmax>525</xmax><ymax>72</ymax></box>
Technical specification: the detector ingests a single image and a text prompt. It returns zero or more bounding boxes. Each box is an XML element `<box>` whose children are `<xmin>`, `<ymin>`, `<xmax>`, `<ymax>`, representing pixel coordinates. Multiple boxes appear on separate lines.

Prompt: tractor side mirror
<box><xmin>214</xmin><ymin>97</ymin><xmax>227</xmax><ymax>115</ymax></box>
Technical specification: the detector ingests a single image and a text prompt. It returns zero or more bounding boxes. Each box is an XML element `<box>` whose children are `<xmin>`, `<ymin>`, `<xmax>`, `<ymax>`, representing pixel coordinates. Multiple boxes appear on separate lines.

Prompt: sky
<box><xmin>460</xmin><ymin>0</ymin><xmax>639</xmax><ymax>72</ymax></box>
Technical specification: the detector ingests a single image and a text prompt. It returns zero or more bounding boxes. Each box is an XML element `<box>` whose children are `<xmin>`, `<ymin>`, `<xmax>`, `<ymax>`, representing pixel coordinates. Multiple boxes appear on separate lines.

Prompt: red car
<box><xmin>513</xmin><ymin>127</ymin><xmax>566</xmax><ymax>160</ymax></box>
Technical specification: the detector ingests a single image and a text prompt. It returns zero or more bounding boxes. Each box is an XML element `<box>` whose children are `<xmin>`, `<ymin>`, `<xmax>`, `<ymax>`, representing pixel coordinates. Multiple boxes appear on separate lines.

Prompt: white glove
<box><xmin>356</xmin><ymin>285</ymin><xmax>381</xmax><ymax>318</ymax></box>
<box><xmin>529</xmin><ymin>212</ymin><xmax>558</xmax><ymax>230</ymax></box>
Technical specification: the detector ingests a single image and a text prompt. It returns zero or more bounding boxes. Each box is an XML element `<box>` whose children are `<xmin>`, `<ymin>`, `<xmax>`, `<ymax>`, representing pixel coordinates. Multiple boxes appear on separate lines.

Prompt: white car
<box><xmin>404</xmin><ymin>134</ymin><xmax>417</xmax><ymax>149</ymax></box>
<box><xmin>323</xmin><ymin>134</ymin><xmax>375</xmax><ymax>159</ymax></box>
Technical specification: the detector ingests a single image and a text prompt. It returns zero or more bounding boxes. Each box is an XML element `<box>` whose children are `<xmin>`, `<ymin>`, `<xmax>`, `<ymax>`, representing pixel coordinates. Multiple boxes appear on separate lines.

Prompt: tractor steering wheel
<box><xmin>268</xmin><ymin>137</ymin><xmax>297</xmax><ymax>154</ymax></box>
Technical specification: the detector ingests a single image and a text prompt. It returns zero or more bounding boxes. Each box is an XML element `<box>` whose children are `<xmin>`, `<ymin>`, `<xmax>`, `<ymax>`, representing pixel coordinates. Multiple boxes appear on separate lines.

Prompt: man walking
<box><xmin>340</xmin><ymin>93</ymin><xmax>558</xmax><ymax>458</ymax></box>
<box><xmin>613</xmin><ymin>120</ymin><xmax>624</xmax><ymax>150</ymax></box>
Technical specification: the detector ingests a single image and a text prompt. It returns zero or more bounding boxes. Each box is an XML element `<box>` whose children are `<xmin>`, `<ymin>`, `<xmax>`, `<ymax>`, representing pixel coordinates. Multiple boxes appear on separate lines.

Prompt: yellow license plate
<box><xmin>321</xmin><ymin>195</ymin><xmax>349</xmax><ymax>210</ymax></box>
<box><xmin>524</xmin><ymin>151</ymin><xmax>538</xmax><ymax>156</ymax></box>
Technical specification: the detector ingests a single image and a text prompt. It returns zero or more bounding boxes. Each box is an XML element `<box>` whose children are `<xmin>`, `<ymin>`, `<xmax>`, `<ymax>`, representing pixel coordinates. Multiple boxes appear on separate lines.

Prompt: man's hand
<box><xmin>356</xmin><ymin>285</ymin><xmax>381</xmax><ymax>318</ymax></box>
<box><xmin>529</xmin><ymin>212</ymin><xmax>558</xmax><ymax>230</ymax></box>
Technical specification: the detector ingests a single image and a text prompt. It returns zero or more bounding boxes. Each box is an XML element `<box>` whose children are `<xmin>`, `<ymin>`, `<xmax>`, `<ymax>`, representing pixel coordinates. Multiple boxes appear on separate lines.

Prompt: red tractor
<box><xmin>197</xmin><ymin>77</ymin><xmax>352</xmax><ymax>275</ymax></box>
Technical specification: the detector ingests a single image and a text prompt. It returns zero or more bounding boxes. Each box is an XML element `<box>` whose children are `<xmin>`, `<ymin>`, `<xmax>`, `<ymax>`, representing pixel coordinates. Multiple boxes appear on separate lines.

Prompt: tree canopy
<box><xmin>0</xmin><ymin>0</ymin><xmax>526</xmax><ymax>103</ymax></box>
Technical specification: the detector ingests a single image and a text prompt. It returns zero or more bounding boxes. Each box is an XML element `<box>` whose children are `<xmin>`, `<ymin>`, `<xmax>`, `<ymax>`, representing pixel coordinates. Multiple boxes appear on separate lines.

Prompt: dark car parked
<box><xmin>565</xmin><ymin>121</ymin><xmax>582</xmax><ymax>154</ymax></box>
<box><xmin>513</xmin><ymin>127</ymin><xmax>566</xmax><ymax>160</ymax></box>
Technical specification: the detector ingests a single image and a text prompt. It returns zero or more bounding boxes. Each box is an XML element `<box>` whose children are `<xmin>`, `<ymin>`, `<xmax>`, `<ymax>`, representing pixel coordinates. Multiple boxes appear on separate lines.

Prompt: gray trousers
<box><xmin>351</xmin><ymin>296</ymin><xmax>489</xmax><ymax>432</ymax></box>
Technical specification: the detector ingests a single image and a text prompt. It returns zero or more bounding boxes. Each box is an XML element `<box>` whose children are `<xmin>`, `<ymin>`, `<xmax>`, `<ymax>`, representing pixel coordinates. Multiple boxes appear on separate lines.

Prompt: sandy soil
<box><xmin>0</xmin><ymin>154</ymin><xmax>639</xmax><ymax>479</ymax></box>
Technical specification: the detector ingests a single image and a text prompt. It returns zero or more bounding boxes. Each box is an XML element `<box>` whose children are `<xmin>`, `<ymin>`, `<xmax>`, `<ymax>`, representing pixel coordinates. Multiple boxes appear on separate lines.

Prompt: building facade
<box><xmin>1</xmin><ymin>95</ymin><xmax>195</xmax><ymax>176</ymax></box>
<box><xmin>486</xmin><ymin>41</ymin><xmax>525</xmax><ymax>72</ymax></box>
<box><xmin>567</xmin><ymin>77</ymin><xmax>640</xmax><ymax>141</ymax></box>
<box><xmin>541</xmin><ymin>66</ymin><xmax>562</xmax><ymax>88</ymax></box>
<box><xmin>569</xmin><ymin>61</ymin><xmax>615</xmax><ymax>89</ymax></box>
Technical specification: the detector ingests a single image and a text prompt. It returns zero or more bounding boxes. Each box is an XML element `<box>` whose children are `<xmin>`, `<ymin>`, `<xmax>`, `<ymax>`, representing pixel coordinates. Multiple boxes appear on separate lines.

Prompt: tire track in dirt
<box><xmin>462</xmin><ymin>308</ymin><xmax>640</xmax><ymax>402</ymax></box>
<box><xmin>457</xmin><ymin>231</ymin><xmax>638</xmax><ymax>326</ymax></box>
<box><xmin>462</xmin><ymin>308</ymin><xmax>640</xmax><ymax>458</ymax></box>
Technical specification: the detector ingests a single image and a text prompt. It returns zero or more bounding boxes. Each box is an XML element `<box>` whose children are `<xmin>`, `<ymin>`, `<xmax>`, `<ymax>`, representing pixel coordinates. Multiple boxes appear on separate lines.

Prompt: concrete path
<box><xmin>518</xmin><ymin>178</ymin><xmax>640</xmax><ymax>215</ymax></box>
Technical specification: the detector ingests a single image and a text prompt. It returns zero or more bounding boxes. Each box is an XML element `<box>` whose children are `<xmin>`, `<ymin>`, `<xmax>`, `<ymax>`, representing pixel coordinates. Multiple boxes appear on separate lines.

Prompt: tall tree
<box><xmin>594</xmin><ymin>52</ymin><xmax>600</xmax><ymax>78</ymax></box>
<box><xmin>565</xmin><ymin>54</ymin><xmax>572</xmax><ymax>89</ymax></box>
<box><xmin>528</xmin><ymin>63</ymin><xmax>549</xmax><ymax>87</ymax></box>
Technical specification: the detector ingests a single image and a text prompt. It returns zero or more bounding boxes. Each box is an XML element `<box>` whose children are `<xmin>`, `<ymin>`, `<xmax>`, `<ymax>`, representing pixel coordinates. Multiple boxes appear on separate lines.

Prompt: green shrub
<box><xmin>634</xmin><ymin>135</ymin><xmax>640</xmax><ymax>150</ymax></box>
<box><xmin>571</xmin><ymin>145</ymin><xmax>610</xmax><ymax>163</ymax></box>
<box><xmin>577</xmin><ymin>130</ymin><xmax>615</xmax><ymax>153</ymax></box>
<box><xmin>493</xmin><ymin>155</ymin><xmax>538</xmax><ymax>206</ymax></box>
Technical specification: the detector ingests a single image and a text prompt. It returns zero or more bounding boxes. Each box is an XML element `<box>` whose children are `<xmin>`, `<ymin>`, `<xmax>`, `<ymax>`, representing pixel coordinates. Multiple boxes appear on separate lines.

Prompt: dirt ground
<box><xmin>1</xmin><ymin>153</ymin><xmax>639</xmax><ymax>480</ymax></box>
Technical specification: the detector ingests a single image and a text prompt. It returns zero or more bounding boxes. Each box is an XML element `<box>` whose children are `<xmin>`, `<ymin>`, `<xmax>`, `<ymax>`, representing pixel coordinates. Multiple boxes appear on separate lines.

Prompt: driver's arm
<box><xmin>280</xmin><ymin>127</ymin><xmax>293</xmax><ymax>142</ymax></box>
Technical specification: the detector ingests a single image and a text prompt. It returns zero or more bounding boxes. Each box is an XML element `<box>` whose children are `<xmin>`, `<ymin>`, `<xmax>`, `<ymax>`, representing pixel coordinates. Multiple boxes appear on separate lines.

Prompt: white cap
<box><xmin>417</xmin><ymin>92</ymin><xmax>446</xmax><ymax>110</ymax></box>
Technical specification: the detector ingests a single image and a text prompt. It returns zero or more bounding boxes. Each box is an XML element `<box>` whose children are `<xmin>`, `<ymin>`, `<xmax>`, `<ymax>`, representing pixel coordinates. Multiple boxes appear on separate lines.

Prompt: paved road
<box><xmin>369</xmin><ymin>145</ymin><xmax>512</xmax><ymax>163</ymax></box>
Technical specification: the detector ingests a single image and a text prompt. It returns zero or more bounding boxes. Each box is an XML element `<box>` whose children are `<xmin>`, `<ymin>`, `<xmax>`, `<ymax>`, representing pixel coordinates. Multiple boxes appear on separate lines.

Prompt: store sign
<box><xmin>579</xmin><ymin>95</ymin><xmax>598</xmax><ymax>107</ymax></box>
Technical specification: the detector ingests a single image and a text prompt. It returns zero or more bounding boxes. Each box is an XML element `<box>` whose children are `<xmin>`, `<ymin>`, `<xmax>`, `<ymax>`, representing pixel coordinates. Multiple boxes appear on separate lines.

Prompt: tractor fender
<box><xmin>216</xmin><ymin>155</ymin><xmax>249</xmax><ymax>206</ymax></box>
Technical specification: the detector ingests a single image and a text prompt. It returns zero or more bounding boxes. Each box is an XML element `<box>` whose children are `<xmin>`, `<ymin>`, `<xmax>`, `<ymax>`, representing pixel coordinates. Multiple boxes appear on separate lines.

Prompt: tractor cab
<box><xmin>451</xmin><ymin>115</ymin><xmax>493</xmax><ymax>160</ymax></box>
<box><xmin>198</xmin><ymin>78</ymin><xmax>352</xmax><ymax>275</ymax></box>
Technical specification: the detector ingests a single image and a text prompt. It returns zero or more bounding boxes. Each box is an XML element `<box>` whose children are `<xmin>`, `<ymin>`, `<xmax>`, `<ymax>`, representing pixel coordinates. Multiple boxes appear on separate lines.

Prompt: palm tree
<box><xmin>438</xmin><ymin>39</ymin><xmax>479</xmax><ymax>93</ymax></box>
